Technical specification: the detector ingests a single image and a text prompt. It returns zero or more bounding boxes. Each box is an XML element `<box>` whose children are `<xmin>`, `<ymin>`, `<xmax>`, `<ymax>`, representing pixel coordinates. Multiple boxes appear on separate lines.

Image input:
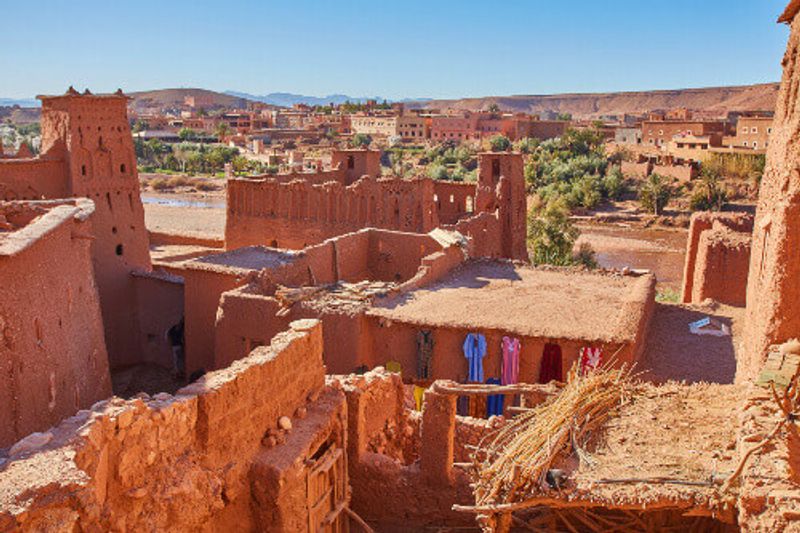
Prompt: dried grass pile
<box><xmin>470</xmin><ymin>362</ymin><xmax>638</xmax><ymax>508</ymax></box>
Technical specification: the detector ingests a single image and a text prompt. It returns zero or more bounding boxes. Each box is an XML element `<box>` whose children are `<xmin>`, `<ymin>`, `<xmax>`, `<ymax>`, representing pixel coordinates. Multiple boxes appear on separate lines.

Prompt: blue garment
<box><xmin>463</xmin><ymin>333</ymin><xmax>487</xmax><ymax>383</ymax></box>
<box><xmin>486</xmin><ymin>377</ymin><xmax>504</xmax><ymax>417</ymax></box>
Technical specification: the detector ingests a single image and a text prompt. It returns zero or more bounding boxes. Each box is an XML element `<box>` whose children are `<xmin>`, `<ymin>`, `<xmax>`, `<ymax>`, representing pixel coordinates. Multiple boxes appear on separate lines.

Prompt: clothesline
<box><xmin>432</xmin><ymin>381</ymin><xmax>562</xmax><ymax>397</ymax></box>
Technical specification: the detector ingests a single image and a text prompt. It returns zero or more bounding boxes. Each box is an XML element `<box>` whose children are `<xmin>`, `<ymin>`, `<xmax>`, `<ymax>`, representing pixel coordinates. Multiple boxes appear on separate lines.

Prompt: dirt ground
<box><xmin>142</xmin><ymin>192</ymin><xmax>226</xmax><ymax>237</ymax></box>
<box><xmin>111</xmin><ymin>363</ymin><xmax>184</xmax><ymax>398</ymax></box>
<box><xmin>639</xmin><ymin>301</ymin><xmax>743</xmax><ymax>384</ymax></box>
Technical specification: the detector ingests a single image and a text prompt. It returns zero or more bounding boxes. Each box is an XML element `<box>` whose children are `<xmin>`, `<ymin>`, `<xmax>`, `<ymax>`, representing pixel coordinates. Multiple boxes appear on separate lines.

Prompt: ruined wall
<box><xmin>0</xmin><ymin>320</ymin><xmax>344</xmax><ymax>533</ymax></box>
<box><xmin>337</xmin><ymin>370</ymin><xmax>476</xmax><ymax>530</ymax></box>
<box><xmin>330</xmin><ymin>148</ymin><xmax>381</xmax><ymax>185</ymax></box>
<box><xmin>682</xmin><ymin>212</ymin><xmax>754</xmax><ymax>305</ymax></box>
<box><xmin>475</xmin><ymin>152</ymin><xmax>528</xmax><ymax>261</ymax></box>
<box><xmin>742</xmin><ymin>11</ymin><xmax>800</xmax><ymax>381</ymax></box>
<box><xmin>0</xmin><ymin>200</ymin><xmax>111</xmax><ymax>448</ymax></box>
<box><xmin>0</xmin><ymin>158</ymin><xmax>69</xmax><ymax>200</ymax></box>
<box><xmin>225</xmin><ymin>175</ymin><xmax>438</xmax><ymax>250</ymax></box>
<box><xmin>433</xmin><ymin>180</ymin><xmax>476</xmax><ymax>224</ymax></box>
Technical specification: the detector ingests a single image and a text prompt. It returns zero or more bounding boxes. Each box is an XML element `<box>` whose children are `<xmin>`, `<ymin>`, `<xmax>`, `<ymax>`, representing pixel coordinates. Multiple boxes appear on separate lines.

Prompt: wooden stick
<box><xmin>721</xmin><ymin>417</ymin><xmax>785</xmax><ymax>492</ymax></box>
<box><xmin>344</xmin><ymin>506</ymin><xmax>375</xmax><ymax>533</ymax></box>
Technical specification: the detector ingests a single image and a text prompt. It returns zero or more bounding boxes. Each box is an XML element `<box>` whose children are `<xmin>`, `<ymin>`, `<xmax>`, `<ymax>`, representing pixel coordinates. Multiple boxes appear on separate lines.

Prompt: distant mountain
<box><xmin>0</xmin><ymin>98</ymin><xmax>39</xmax><ymax>107</ymax></box>
<box><xmin>225</xmin><ymin>91</ymin><xmax>431</xmax><ymax>108</ymax></box>
<box><xmin>404</xmin><ymin>83</ymin><xmax>780</xmax><ymax>119</ymax></box>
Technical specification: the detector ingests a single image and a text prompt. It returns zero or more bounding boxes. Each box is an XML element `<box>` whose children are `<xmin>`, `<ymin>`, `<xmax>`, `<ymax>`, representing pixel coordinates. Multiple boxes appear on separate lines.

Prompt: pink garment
<box><xmin>501</xmin><ymin>336</ymin><xmax>521</xmax><ymax>385</ymax></box>
<box><xmin>580</xmin><ymin>346</ymin><xmax>603</xmax><ymax>375</ymax></box>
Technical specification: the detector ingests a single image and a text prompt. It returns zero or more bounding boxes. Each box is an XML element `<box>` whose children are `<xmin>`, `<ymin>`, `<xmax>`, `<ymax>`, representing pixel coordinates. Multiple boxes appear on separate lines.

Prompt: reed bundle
<box><xmin>470</xmin><ymin>361</ymin><xmax>637</xmax><ymax>507</ymax></box>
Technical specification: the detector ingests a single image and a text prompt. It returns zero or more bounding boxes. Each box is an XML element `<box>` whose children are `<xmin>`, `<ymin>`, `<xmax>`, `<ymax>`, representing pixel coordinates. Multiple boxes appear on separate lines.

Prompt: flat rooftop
<box><xmin>368</xmin><ymin>260</ymin><xmax>654</xmax><ymax>343</ymax></box>
<box><xmin>188</xmin><ymin>246</ymin><xmax>299</xmax><ymax>273</ymax></box>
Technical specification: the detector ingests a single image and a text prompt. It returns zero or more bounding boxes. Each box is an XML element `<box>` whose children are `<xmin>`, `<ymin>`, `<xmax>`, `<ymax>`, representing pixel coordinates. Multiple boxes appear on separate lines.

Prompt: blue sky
<box><xmin>0</xmin><ymin>0</ymin><xmax>792</xmax><ymax>99</ymax></box>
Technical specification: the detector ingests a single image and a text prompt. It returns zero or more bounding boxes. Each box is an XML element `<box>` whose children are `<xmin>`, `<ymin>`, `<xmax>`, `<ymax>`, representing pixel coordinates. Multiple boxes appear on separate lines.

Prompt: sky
<box><xmin>0</xmin><ymin>0</ymin><xmax>793</xmax><ymax>100</ymax></box>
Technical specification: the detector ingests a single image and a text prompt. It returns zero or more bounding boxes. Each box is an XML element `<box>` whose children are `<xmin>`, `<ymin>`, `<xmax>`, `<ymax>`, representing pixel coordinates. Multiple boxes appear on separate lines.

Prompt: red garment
<box><xmin>539</xmin><ymin>343</ymin><xmax>563</xmax><ymax>383</ymax></box>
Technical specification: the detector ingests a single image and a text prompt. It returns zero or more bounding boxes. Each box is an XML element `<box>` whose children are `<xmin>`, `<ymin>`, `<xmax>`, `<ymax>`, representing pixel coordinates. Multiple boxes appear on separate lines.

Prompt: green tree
<box><xmin>639</xmin><ymin>173</ymin><xmax>673</xmax><ymax>215</ymax></box>
<box><xmin>488</xmin><ymin>103</ymin><xmax>501</xmax><ymax>113</ymax></box>
<box><xmin>690</xmin><ymin>167</ymin><xmax>728</xmax><ymax>211</ymax></box>
<box><xmin>178</xmin><ymin>128</ymin><xmax>199</xmax><ymax>141</ymax></box>
<box><xmin>215</xmin><ymin>122</ymin><xmax>230</xmax><ymax>140</ymax></box>
<box><xmin>556</xmin><ymin>113</ymin><xmax>572</xmax><ymax>121</ymax></box>
<box><xmin>528</xmin><ymin>198</ymin><xmax>580</xmax><ymax>266</ymax></box>
<box><xmin>351</xmin><ymin>133</ymin><xmax>373</xmax><ymax>148</ymax></box>
<box><xmin>489</xmin><ymin>135</ymin><xmax>512</xmax><ymax>152</ymax></box>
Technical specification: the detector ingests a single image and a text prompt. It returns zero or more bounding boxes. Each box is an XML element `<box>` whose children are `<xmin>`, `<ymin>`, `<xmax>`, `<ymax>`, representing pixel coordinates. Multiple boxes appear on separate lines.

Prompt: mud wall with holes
<box><xmin>224</xmin><ymin>174</ymin><xmax>439</xmax><ymax>250</ymax></box>
<box><xmin>742</xmin><ymin>10</ymin><xmax>800</xmax><ymax>381</ymax></box>
<box><xmin>433</xmin><ymin>180</ymin><xmax>476</xmax><ymax>224</ymax></box>
<box><xmin>0</xmin><ymin>201</ymin><xmax>111</xmax><ymax>448</ymax></box>
<box><xmin>0</xmin><ymin>320</ymin><xmax>345</xmax><ymax>533</ymax></box>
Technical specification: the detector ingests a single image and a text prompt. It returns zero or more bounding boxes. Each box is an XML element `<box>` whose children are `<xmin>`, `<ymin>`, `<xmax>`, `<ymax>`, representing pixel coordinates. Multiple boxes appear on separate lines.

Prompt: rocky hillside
<box><xmin>409</xmin><ymin>83</ymin><xmax>779</xmax><ymax>118</ymax></box>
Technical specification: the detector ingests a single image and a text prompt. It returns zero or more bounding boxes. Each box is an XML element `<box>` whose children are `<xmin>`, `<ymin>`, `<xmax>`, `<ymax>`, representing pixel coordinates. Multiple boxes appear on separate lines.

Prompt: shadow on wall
<box><xmin>640</xmin><ymin>303</ymin><xmax>737</xmax><ymax>384</ymax></box>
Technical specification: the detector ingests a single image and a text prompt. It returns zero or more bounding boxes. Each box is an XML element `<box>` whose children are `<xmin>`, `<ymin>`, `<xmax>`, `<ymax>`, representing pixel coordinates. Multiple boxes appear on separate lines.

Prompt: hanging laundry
<box><xmin>416</xmin><ymin>330</ymin><xmax>434</xmax><ymax>379</ymax></box>
<box><xmin>413</xmin><ymin>385</ymin><xmax>426</xmax><ymax>411</ymax></box>
<box><xmin>486</xmin><ymin>377</ymin><xmax>504</xmax><ymax>417</ymax></box>
<box><xmin>463</xmin><ymin>333</ymin><xmax>487</xmax><ymax>383</ymax></box>
<box><xmin>539</xmin><ymin>342</ymin><xmax>563</xmax><ymax>383</ymax></box>
<box><xmin>501</xmin><ymin>336</ymin><xmax>521</xmax><ymax>385</ymax></box>
<box><xmin>579</xmin><ymin>346</ymin><xmax>603</xmax><ymax>375</ymax></box>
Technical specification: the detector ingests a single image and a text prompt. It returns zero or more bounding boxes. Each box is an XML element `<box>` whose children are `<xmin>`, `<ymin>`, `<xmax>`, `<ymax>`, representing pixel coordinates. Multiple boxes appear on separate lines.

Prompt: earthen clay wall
<box><xmin>621</xmin><ymin>161</ymin><xmax>652</xmax><ymax>179</ymax></box>
<box><xmin>681</xmin><ymin>212</ymin><xmax>754</xmax><ymax>306</ymax></box>
<box><xmin>148</xmin><ymin>230</ymin><xmax>224</xmax><ymax>248</ymax></box>
<box><xmin>0</xmin><ymin>200</ymin><xmax>111</xmax><ymax>448</ymax></box>
<box><xmin>0</xmin><ymin>321</ymin><xmax>344</xmax><ymax>532</ymax></box>
<box><xmin>433</xmin><ymin>180</ymin><xmax>475</xmax><ymax>224</ymax></box>
<box><xmin>0</xmin><ymin>158</ymin><xmax>68</xmax><ymax>200</ymax></box>
<box><xmin>132</xmin><ymin>270</ymin><xmax>185</xmax><ymax>368</ymax></box>
<box><xmin>652</xmin><ymin>163</ymin><xmax>697</xmax><ymax>182</ymax></box>
<box><xmin>225</xmin><ymin>175</ymin><xmax>437</xmax><ymax>250</ymax></box>
<box><xmin>742</xmin><ymin>11</ymin><xmax>800</xmax><ymax>381</ymax></box>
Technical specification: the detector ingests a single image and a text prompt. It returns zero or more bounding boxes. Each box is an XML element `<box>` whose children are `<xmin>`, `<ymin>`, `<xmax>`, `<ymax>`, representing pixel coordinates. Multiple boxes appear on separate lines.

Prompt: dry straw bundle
<box><xmin>470</xmin><ymin>360</ymin><xmax>637</xmax><ymax>508</ymax></box>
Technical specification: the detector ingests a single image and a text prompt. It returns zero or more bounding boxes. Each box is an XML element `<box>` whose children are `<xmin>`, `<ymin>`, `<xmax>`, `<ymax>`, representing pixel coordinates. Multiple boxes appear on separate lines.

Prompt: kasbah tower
<box><xmin>39</xmin><ymin>88</ymin><xmax>151</xmax><ymax>368</ymax></box>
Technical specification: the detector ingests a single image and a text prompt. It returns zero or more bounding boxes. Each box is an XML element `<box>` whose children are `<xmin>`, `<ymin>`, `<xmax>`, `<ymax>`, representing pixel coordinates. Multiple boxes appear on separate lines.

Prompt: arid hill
<box><xmin>410</xmin><ymin>83</ymin><xmax>779</xmax><ymax>118</ymax></box>
<box><xmin>127</xmin><ymin>88</ymin><xmax>260</xmax><ymax>112</ymax></box>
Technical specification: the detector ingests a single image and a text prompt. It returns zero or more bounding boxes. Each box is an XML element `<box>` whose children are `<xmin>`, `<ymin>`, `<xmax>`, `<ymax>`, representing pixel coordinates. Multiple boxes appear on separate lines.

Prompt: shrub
<box><xmin>639</xmin><ymin>173</ymin><xmax>673</xmax><ymax>215</ymax></box>
<box><xmin>167</xmin><ymin>175</ymin><xmax>190</xmax><ymax>188</ymax></box>
<box><xmin>193</xmin><ymin>180</ymin><xmax>218</xmax><ymax>191</ymax></box>
<box><xmin>528</xmin><ymin>198</ymin><xmax>579</xmax><ymax>266</ymax></box>
<box><xmin>150</xmin><ymin>178</ymin><xmax>169</xmax><ymax>191</ymax></box>
<box><xmin>489</xmin><ymin>135</ymin><xmax>512</xmax><ymax>152</ymax></box>
<box><xmin>352</xmin><ymin>133</ymin><xmax>373</xmax><ymax>148</ymax></box>
<box><xmin>690</xmin><ymin>168</ymin><xmax>727</xmax><ymax>211</ymax></box>
<box><xmin>573</xmin><ymin>242</ymin><xmax>598</xmax><ymax>269</ymax></box>
<box><xmin>602</xmin><ymin>167</ymin><xmax>626</xmax><ymax>200</ymax></box>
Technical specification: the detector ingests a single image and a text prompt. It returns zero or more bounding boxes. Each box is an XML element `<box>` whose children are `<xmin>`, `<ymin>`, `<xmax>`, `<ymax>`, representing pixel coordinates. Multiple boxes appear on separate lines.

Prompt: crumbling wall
<box><xmin>338</xmin><ymin>370</ymin><xmax>476</xmax><ymax>530</ymax></box>
<box><xmin>0</xmin><ymin>320</ymin><xmax>343</xmax><ymax>532</ymax></box>
<box><xmin>366</xmin><ymin>230</ymin><xmax>441</xmax><ymax>283</ymax></box>
<box><xmin>0</xmin><ymin>199</ymin><xmax>111</xmax><ymax>448</ymax></box>
<box><xmin>742</xmin><ymin>9</ymin><xmax>800</xmax><ymax>381</ymax></box>
<box><xmin>692</xmin><ymin>226</ymin><xmax>752</xmax><ymax>306</ymax></box>
<box><xmin>225</xmin><ymin>175</ymin><xmax>437</xmax><ymax>250</ymax></box>
<box><xmin>0</xmin><ymin>158</ymin><xmax>69</xmax><ymax>200</ymax></box>
<box><xmin>433</xmin><ymin>180</ymin><xmax>476</xmax><ymax>224</ymax></box>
